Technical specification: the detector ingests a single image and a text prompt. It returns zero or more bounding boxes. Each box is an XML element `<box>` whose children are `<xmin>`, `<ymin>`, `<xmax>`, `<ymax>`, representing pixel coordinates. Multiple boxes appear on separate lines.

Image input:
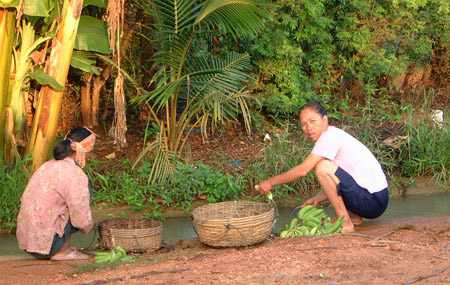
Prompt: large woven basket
<box><xmin>192</xmin><ymin>201</ymin><xmax>275</xmax><ymax>247</ymax></box>
<box><xmin>98</xmin><ymin>218</ymin><xmax>162</xmax><ymax>252</ymax></box>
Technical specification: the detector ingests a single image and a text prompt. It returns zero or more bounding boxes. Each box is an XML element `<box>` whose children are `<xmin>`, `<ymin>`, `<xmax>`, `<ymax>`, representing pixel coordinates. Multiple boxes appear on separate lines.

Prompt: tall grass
<box><xmin>0</xmin><ymin>158</ymin><xmax>30</xmax><ymax>231</ymax></box>
<box><xmin>398</xmin><ymin>101</ymin><xmax>449</xmax><ymax>188</ymax></box>
<box><xmin>344</xmin><ymin>89</ymin><xmax>450</xmax><ymax>189</ymax></box>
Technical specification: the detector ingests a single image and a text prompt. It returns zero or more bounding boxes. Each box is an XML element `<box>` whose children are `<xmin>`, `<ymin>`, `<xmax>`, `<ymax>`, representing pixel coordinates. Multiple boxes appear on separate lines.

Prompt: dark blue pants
<box><xmin>335</xmin><ymin>167</ymin><xmax>389</xmax><ymax>219</ymax></box>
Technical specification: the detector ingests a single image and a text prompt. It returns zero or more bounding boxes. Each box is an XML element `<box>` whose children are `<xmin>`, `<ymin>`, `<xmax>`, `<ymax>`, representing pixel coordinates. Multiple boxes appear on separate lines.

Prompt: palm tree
<box><xmin>133</xmin><ymin>0</ymin><xmax>269</xmax><ymax>182</ymax></box>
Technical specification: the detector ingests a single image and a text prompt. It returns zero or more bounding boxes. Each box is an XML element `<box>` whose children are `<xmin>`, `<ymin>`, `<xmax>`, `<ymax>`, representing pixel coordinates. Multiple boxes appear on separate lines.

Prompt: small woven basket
<box><xmin>192</xmin><ymin>201</ymin><xmax>275</xmax><ymax>247</ymax></box>
<box><xmin>98</xmin><ymin>218</ymin><xmax>162</xmax><ymax>252</ymax></box>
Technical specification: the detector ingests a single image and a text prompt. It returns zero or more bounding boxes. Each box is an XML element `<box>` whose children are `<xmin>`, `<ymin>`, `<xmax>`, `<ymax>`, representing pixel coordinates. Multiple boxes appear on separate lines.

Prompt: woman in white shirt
<box><xmin>256</xmin><ymin>102</ymin><xmax>389</xmax><ymax>232</ymax></box>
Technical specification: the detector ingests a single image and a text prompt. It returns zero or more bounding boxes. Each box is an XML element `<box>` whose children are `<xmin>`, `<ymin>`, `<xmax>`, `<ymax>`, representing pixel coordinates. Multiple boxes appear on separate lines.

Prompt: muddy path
<box><xmin>1</xmin><ymin>214</ymin><xmax>449</xmax><ymax>285</ymax></box>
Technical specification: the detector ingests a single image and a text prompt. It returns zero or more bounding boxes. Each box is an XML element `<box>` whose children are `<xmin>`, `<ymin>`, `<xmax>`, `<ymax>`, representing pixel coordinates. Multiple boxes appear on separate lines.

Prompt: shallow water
<box><xmin>1</xmin><ymin>193</ymin><xmax>449</xmax><ymax>257</ymax></box>
<box><xmin>273</xmin><ymin>192</ymin><xmax>450</xmax><ymax>232</ymax></box>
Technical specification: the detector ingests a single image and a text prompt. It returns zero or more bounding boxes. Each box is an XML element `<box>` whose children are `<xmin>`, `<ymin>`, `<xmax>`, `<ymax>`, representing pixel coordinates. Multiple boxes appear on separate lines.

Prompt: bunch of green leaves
<box><xmin>158</xmin><ymin>161</ymin><xmax>243</xmax><ymax>211</ymax></box>
<box><xmin>86</xmin><ymin>157</ymin><xmax>244</xmax><ymax>216</ymax></box>
<box><xmin>84</xmin><ymin>158</ymin><xmax>162</xmax><ymax>219</ymax></box>
<box><xmin>0</xmin><ymin>158</ymin><xmax>30</xmax><ymax>230</ymax></box>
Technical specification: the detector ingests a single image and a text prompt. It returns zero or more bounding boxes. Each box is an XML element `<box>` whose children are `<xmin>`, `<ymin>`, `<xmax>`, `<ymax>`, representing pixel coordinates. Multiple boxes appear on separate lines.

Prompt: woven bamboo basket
<box><xmin>192</xmin><ymin>201</ymin><xmax>275</xmax><ymax>247</ymax></box>
<box><xmin>98</xmin><ymin>218</ymin><xmax>162</xmax><ymax>252</ymax></box>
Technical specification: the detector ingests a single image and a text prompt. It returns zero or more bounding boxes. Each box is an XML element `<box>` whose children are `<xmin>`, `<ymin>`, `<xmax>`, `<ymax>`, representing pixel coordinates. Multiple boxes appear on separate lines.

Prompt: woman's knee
<box><xmin>315</xmin><ymin>160</ymin><xmax>338</xmax><ymax>177</ymax></box>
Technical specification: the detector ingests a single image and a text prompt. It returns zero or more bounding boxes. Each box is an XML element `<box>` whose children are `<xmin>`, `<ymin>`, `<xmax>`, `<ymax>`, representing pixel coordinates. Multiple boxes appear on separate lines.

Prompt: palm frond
<box><xmin>140</xmin><ymin>0</ymin><xmax>202</xmax><ymax>77</ymax></box>
<box><xmin>96</xmin><ymin>53</ymin><xmax>141</xmax><ymax>90</ymax></box>
<box><xmin>193</xmin><ymin>87</ymin><xmax>259</xmax><ymax>137</ymax></box>
<box><xmin>132</xmin><ymin>0</ymin><xmax>267</xmax><ymax>173</ymax></box>
<box><xmin>195</xmin><ymin>0</ymin><xmax>269</xmax><ymax>38</ymax></box>
<box><xmin>146</xmin><ymin>0</ymin><xmax>201</xmax><ymax>34</ymax></box>
<box><xmin>184</xmin><ymin>52</ymin><xmax>252</xmax><ymax>97</ymax></box>
<box><xmin>132</xmin><ymin>122</ymin><xmax>177</xmax><ymax>184</ymax></box>
<box><xmin>132</xmin><ymin>77</ymin><xmax>186</xmax><ymax>111</ymax></box>
<box><xmin>154</xmin><ymin>31</ymin><xmax>196</xmax><ymax>79</ymax></box>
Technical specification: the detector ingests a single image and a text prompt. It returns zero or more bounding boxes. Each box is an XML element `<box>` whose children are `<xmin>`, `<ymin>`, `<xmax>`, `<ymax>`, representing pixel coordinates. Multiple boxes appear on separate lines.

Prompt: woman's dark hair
<box><xmin>299</xmin><ymin>101</ymin><xmax>327</xmax><ymax>117</ymax></box>
<box><xmin>53</xmin><ymin>127</ymin><xmax>92</xmax><ymax>160</ymax></box>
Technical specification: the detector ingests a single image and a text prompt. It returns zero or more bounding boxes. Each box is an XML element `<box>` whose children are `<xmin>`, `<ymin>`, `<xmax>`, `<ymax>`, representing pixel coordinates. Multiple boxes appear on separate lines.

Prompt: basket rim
<box><xmin>98</xmin><ymin>218</ymin><xmax>163</xmax><ymax>252</ymax></box>
<box><xmin>192</xmin><ymin>200</ymin><xmax>274</xmax><ymax>221</ymax></box>
<box><xmin>98</xmin><ymin>218</ymin><xmax>163</xmax><ymax>230</ymax></box>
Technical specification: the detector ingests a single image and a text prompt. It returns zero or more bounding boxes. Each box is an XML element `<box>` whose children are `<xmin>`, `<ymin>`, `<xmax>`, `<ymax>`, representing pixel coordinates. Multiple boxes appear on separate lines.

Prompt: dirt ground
<box><xmin>1</xmin><ymin>214</ymin><xmax>449</xmax><ymax>285</ymax></box>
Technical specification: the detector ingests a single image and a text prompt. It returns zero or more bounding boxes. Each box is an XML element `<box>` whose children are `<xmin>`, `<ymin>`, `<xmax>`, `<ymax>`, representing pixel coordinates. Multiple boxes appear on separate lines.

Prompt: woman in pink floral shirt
<box><xmin>17</xmin><ymin>127</ymin><xmax>96</xmax><ymax>261</ymax></box>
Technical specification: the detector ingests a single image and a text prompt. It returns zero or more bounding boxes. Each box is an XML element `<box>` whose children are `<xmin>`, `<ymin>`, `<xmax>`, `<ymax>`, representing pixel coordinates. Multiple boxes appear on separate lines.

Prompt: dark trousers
<box><xmin>28</xmin><ymin>219</ymin><xmax>79</xmax><ymax>259</ymax></box>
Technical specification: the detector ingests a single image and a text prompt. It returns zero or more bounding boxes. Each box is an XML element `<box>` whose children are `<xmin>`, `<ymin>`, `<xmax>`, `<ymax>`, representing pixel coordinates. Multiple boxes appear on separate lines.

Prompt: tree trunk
<box><xmin>80</xmin><ymin>73</ymin><xmax>93</xmax><ymax>127</ymax></box>
<box><xmin>88</xmin><ymin>2</ymin><xmax>133</xmax><ymax>128</ymax></box>
<box><xmin>26</xmin><ymin>0</ymin><xmax>84</xmax><ymax>170</ymax></box>
<box><xmin>0</xmin><ymin>8</ymin><xmax>15</xmax><ymax>160</ymax></box>
<box><xmin>91</xmin><ymin>64</ymin><xmax>112</xmax><ymax>127</ymax></box>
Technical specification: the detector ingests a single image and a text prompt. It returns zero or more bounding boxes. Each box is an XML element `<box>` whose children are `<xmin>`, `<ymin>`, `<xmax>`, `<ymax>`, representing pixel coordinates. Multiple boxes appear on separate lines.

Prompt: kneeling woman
<box><xmin>17</xmin><ymin>127</ymin><xmax>95</xmax><ymax>260</ymax></box>
<box><xmin>256</xmin><ymin>102</ymin><xmax>389</xmax><ymax>232</ymax></box>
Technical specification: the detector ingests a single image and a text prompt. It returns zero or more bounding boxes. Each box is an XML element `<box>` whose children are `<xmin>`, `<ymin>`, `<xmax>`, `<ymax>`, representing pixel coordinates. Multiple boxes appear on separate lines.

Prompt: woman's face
<box><xmin>299</xmin><ymin>107</ymin><xmax>328</xmax><ymax>142</ymax></box>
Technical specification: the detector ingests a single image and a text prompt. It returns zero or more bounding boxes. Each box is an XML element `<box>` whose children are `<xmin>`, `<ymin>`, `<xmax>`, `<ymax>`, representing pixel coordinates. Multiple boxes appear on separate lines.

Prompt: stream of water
<box><xmin>1</xmin><ymin>193</ymin><xmax>449</xmax><ymax>258</ymax></box>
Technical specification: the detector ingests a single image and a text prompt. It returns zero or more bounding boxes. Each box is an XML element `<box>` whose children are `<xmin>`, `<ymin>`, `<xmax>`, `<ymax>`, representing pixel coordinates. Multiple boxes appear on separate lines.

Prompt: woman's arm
<box><xmin>66</xmin><ymin>173</ymin><xmax>94</xmax><ymax>233</ymax></box>
<box><xmin>257</xmin><ymin>153</ymin><xmax>325</xmax><ymax>195</ymax></box>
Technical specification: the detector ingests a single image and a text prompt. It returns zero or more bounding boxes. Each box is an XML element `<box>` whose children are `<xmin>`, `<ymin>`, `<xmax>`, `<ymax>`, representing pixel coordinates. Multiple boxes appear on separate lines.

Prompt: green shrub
<box><xmin>84</xmin><ymin>159</ymin><xmax>162</xmax><ymax>219</ymax></box>
<box><xmin>159</xmin><ymin>161</ymin><xmax>242</xmax><ymax>211</ymax></box>
<box><xmin>247</xmin><ymin>0</ymin><xmax>449</xmax><ymax>121</ymax></box>
<box><xmin>85</xmin><ymin>158</ymin><xmax>244</xmax><ymax>215</ymax></box>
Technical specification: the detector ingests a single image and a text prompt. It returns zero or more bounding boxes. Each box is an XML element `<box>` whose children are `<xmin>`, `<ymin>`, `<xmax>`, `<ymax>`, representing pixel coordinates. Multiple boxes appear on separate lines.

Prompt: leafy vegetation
<box><xmin>85</xmin><ymin>158</ymin><xmax>243</xmax><ymax>217</ymax></box>
<box><xmin>246</xmin><ymin>0</ymin><xmax>449</xmax><ymax>120</ymax></box>
<box><xmin>397</xmin><ymin>97</ymin><xmax>450</xmax><ymax>185</ymax></box>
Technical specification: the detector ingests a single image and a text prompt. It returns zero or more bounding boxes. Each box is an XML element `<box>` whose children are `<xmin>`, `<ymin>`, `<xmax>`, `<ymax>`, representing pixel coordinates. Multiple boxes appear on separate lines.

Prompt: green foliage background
<box><xmin>245</xmin><ymin>0</ymin><xmax>449</xmax><ymax>118</ymax></box>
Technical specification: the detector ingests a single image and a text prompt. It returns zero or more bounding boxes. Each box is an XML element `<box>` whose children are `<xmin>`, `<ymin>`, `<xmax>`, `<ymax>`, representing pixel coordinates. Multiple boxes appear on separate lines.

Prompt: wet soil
<box><xmin>1</xmin><ymin>215</ymin><xmax>449</xmax><ymax>285</ymax></box>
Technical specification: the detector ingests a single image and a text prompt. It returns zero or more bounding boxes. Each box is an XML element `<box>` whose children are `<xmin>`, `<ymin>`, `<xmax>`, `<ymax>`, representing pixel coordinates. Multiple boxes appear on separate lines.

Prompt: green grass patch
<box><xmin>0</xmin><ymin>157</ymin><xmax>30</xmax><ymax>231</ymax></box>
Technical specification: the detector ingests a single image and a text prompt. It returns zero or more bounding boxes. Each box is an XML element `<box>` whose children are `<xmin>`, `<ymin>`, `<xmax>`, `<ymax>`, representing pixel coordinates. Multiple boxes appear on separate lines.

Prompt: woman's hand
<box><xmin>255</xmin><ymin>181</ymin><xmax>273</xmax><ymax>196</ymax></box>
<box><xmin>301</xmin><ymin>195</ymin><xmax>322</xmax><ymax>207</ymax></box>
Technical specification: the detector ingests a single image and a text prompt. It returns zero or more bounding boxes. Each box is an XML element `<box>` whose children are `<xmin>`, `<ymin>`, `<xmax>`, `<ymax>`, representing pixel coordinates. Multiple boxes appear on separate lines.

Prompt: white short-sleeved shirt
<box><xmin>312</xmin><ymin>126</ymin><xmax>388</xmax><ymax>194</ymax></box>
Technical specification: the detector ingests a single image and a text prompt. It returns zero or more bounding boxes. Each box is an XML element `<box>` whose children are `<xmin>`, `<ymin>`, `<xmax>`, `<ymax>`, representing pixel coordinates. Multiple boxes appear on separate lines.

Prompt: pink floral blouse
<box><xmin>16</xmin><ymin>157</ymin><xmax>94</xmax><ymax>255</ymax></box>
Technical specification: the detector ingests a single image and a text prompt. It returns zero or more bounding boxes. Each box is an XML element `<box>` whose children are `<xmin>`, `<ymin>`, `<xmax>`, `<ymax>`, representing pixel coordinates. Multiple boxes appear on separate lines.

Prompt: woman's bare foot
<box><xmin>51</xmin><ymin>250</ymin><xmax>90</xmax><ymax>261</ymax></box>
<box><xmin>331</xmin><ymin>213</ymin><xmax>362</xmax><ymax>226</ymax></box>
<box><xmin>350</xmin><ymin>217</ymin><xmax>362</xmax><ymax>226</ymax></box>
<box><xmin>349</xmin><ymin>212</ymin><xmax>362</xmax><ymax>226</ymax></box>
<box><xmin>342</xmin><ymin>216</ymin><xmax>355</xmax><ymax>232</ymax></box>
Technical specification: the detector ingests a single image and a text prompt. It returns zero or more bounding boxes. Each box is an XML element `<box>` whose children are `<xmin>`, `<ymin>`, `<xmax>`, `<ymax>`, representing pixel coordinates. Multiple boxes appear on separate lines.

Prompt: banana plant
<box><xmin>7</xmin><ymin>21</ymin><xmax>55</xmax><ymax>157</ymax></box>
<box><xmin>0</xmin><ymin>5</ymin><xmax>15</xmax><ymax>160</ymax></box>
<box><xmin>132</xmin><ymin>0</ymin><xmax>269</xmax><ymax>183</ymax></box>
<box><xmin>1</xmin><ymin>0</ymin><xmax>119</xmax><ymax>167</ymax></box>
<box><xmin>26</xmin><ymin>0</ymin><xmax>85</xmax><ymax>170</ymax></box>
<box><xmin>0</xmin><ymin>0</ymin><xmax>64</xmax><ymax>163</ymax></box>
